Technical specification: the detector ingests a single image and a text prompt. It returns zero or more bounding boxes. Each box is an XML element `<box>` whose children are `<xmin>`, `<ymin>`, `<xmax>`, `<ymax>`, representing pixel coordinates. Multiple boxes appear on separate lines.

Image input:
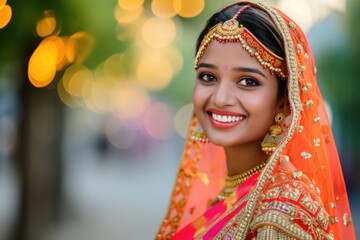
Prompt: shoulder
<box><xmin>250</xmin><ymin>165</ymin><xmax>334</xmax><ymax>240</ymax></box>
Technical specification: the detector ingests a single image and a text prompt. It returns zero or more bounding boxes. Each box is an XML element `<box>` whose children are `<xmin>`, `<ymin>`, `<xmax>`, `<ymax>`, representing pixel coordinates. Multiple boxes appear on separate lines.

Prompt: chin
<box><xmin>207</xmin><ymin>136</ymin><xmax>239</xmax><ymax>148</ymax></box>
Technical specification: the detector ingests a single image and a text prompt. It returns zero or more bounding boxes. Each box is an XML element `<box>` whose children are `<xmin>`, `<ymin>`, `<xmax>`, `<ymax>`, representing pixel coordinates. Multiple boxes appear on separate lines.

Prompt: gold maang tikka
<box><xmin>194</xmin><ymin>4</ymin><xmax>287</xmax><ymax>79</ymax></box>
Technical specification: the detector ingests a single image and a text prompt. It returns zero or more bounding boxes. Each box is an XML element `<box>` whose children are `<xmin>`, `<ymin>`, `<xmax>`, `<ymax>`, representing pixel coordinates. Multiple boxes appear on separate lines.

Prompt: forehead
<box><xmin>200</xmin><ymin>40</ymin><xmax>261</xmax><ymax>68</ymax></box>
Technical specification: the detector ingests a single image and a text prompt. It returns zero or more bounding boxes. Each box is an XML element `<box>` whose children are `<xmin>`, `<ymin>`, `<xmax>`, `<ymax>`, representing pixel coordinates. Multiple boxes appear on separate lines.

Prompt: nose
<box><xmin>213</xmin><ymin>80</ymin><xmax>236</xmax><ymax>107</ymax></box>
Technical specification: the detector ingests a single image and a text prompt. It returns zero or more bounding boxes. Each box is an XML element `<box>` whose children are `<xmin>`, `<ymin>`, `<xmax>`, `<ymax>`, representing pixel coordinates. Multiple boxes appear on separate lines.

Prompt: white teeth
<box><xmin>211</xmin><ymin>113</ymin><xmax>245</xmax><ymax>123</ymax></box>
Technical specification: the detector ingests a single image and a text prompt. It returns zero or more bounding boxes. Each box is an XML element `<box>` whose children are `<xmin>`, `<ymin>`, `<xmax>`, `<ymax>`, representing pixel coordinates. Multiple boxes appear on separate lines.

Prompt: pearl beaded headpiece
<box><xmin>194</xmin><ymin>4</ymin><xmax>287</xmax><ymax>79</ymax></box>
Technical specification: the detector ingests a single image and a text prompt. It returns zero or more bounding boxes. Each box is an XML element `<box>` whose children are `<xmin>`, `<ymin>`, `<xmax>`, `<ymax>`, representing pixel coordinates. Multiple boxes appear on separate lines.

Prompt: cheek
<box><xmin>192</xmin><ymin>82</ymin><xmax>207</xmax><ymax>113</ymax></box>
<box><xmin>245</xmin><ymin>88</ymin><xmax>279</xmax><ymax>122</ymax></box>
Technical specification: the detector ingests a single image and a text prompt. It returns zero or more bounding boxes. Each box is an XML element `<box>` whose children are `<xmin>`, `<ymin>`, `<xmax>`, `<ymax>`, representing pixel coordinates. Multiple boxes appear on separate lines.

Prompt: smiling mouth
<box><xmin>211</xmin><ymin>113</ymin><xmax>246</xmax><ymax>123</ymax></box>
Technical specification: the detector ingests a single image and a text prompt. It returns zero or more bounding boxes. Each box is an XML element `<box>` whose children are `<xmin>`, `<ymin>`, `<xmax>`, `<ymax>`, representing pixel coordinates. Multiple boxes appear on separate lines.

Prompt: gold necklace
<box><xmin>218</xmin><ymin>161</ymin><xmax>267</xmax><ymax>201</ymax></box>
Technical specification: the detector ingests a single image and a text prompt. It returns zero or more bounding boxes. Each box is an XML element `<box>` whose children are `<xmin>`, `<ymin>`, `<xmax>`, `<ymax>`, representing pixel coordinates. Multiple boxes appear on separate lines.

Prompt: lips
<box><xmin>207</xmin><ymin>109</ymin><xmax>246</xmax><ymax>128</ymax></box>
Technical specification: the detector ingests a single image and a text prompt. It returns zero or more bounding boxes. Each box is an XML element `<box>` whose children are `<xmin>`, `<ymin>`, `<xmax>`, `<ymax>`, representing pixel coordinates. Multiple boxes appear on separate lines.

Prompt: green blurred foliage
<box><xmin>317</xmin><ymin>0</ymin><xmax>360</xmax><ymax>161</ymax></box>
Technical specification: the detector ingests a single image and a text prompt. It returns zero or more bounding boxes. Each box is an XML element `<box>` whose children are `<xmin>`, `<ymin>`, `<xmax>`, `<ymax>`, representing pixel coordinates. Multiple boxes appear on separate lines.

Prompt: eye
<box><xmin>198</xmin><ymin>73</ymin><xmax>217</xmax><ymax>83</ymax></box>
<box><xmin>238</xmin><ymin>78</ymin><xmax>259</xmax><ymax>87</ymax></box>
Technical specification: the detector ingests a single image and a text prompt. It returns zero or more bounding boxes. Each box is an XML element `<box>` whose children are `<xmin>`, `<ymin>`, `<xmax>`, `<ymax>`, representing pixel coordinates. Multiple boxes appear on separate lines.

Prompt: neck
<box><xmin>224</xmin><ymin>140</ymin><xmax>267</xmax><ymax>176</ymax></box>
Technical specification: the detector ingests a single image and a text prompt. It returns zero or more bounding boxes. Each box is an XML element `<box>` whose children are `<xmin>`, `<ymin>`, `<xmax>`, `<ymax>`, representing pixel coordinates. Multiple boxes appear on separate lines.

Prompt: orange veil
<box><xmin>156</xmin><ymin>2</ymin><xmax>355</xmax><ymax>239</ymax></box>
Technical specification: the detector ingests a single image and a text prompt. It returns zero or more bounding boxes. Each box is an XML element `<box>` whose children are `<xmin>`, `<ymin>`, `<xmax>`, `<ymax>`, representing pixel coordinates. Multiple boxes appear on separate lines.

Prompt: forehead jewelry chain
<box><xmin>194</xmin><ymin>4</ymin><xmax>287</xmax><ymax>79</ymax></box>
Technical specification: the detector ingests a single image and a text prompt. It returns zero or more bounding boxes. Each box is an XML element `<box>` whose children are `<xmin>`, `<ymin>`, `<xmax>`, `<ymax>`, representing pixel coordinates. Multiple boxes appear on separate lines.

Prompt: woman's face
<box><xmin>193</xmin><ymin>40</ymin><xmax>284</xmax><ymax>148</ymax></box>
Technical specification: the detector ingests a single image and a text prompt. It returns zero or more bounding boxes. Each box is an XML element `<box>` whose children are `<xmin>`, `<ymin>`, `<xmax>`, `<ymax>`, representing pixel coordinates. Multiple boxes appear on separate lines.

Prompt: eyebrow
<box><xmin>197</xmin><ymin>63</ymin><xmax>218</xmax><ymax>69</ymax></box>
<box><xmin>233</xmin><ymin>66</ymin><xmax>267</xmax><ymax>78</ymax></box>
<box><xmin>197</xmin><ymin>62</ymin><xmax>267</xmax><ymax>78</ymax></box>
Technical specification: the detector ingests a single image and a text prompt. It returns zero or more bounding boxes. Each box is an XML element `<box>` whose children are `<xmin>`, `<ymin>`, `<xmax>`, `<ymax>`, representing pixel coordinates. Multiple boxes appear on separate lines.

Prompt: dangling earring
<box><xmin>261</xmin><ymin>113</ymin><xmax>285</xmax><ymax>155</ymax></box>
<box><xmin>191</xmin><ymin>123</ymin><xmax>209</xmax><ymax>143</ymax></box>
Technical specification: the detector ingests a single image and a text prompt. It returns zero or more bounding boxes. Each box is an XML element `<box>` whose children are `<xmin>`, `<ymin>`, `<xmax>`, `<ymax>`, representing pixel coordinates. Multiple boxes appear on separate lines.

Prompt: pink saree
<box><xmin>172</xmin><ymin>172</ymin><xmax>260</xmax><ymax>239</ymax></box>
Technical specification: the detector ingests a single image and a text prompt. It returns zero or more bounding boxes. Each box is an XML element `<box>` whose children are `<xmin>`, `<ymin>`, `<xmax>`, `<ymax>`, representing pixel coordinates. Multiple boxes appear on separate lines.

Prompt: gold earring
<box><xmin>191</xmin><ymin>123</ymin><xmax>209</xmax><ymax>143</ymax></box>
<box><xmin>261</xmin><ymin>113</ymin><xmax>285</xmax><ymax>155</ymax></box>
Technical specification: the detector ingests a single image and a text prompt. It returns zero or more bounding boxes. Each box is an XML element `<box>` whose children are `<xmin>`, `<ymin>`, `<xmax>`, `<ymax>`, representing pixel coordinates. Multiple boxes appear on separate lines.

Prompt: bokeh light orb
<box><xmin>114</xmin><ymin>4</ymin><xmax>143</xmax><ymax>24</ymax></box>
<box><xmin>89</xmin><ymin>78</ymin><xmax>113</xmax><ymax>114</ymax></box>
<box><xmin>36</xmin><ymin>11</ymin><xmax>56</xmax><ymax>37</ymax></box>
<box><xmin>144</xmin><ymin>103</ymin><xmax>174</xmax><ymax>140</ymax></box>
<box><xmin>68</xmin><ymin>68</ymin><xmax>93</xmax><ymax>97</ymax></box>
<box><xmin>151</xmin><ymin>0</ymin><xmax>177</xmax><ymax>18</ymax></box>
<box><xmin>118</xmin><ymin>0</ymin><xmax>144</xmax><ymax>11</ymax></box>
<box><xmin>65</xmin><ymin>31</ymin><xmax>95</xmax><ymax>64</ymax></box>
<box><xmin>163</xmin><ymin>47</ymin><xmax>183</xmax><ymax>74</ymax></box>
<box><xmin>136</xmin><ymin>51</ymin><xmax>173</xmax><ymax>91</ymax></box>
<box><xmin>173</xmin><ymin>0</ymin><xmax>204</xmax><ymax>18</ymax></box>
<box><xmin>57</xmin><ymin>79</ymin><xmax>84</xmax><ymax>108</ymax></box>
<box><xmin>112</xmin><ymin>82</ymin><xmax>150</xmax><ymax>119</ymax></box>
<box><xmin>174</xmin><ymin>103</ymin><xmax>193</xmax><ymax>138</ymax></box>
<box><xmin>0</xmin><ymin>4</ymin><xmax>11</xmax><ymax>29</ymax></box>
<box><xmin>103</xmin><ymin>53</ymin><xmax>126</xmax><ymax>81</ymax></box>
<box><xmin>42</xmin><ymin>36</ymin><xmax>66</xmax><ymax>67</ymax></box>
<box><xmin>28</xmin><ymin>43</ymin><xmax>57</xmax><ymax>88</ymax></box>
<box><xmin>141</xmin><ymin>17</ymin><xmax>176</xmax><ymax>48</ymax></box>
<box><xmin>62</xmin><ymin>64</ymin><xmax>90</xmax><ymax>96</ymax></box>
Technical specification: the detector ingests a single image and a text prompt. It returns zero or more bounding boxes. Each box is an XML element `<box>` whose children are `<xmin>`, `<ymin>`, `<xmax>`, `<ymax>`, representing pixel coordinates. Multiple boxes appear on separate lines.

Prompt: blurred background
<box><xmin>0</xmin><ymin>0</ymin><xmax>359</xmax><ymax>239</ymax></box>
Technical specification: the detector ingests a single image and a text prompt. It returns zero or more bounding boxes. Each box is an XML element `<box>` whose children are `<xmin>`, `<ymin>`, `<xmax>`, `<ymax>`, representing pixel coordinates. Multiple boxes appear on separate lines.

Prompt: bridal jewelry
<box><xmin>194</xmin><ymin>5</ymin><xmax>287</xmax><ymax>79</ymax></box>
<box><xmin>218</xmin><ymin>160</ymin><xmax>267</xmax><ymax>200</ymax></box>
<box><xmin>261</xmin><ymin>113</ymin><xmax>285</xmax><ymax>155</ymax></box>
<box><xmin>191</xmin><ymin>123</ymin><xmax>209</xmax><ymax>143</ymax></box>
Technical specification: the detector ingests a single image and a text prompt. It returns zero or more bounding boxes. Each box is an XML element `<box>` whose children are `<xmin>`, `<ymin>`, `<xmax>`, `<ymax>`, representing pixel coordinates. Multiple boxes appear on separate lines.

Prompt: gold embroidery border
<box><xmin>155</xmin><ymin>114</ymin><xmax>202</xmax><ymax>240</ymax></box>
<box><xmin>196</xmin><ymin>194</ymin><xmax>249</xmax><ymax>239</ymax></box>
<box><xmin>250</xmin><ymin>210</ymin><xmax>313</xmax><ymax>240</ymax></box>
<box><xmin>226</xmin><ymin>2</ymin><xmax>302</xmax><ymax>240</ymax></box>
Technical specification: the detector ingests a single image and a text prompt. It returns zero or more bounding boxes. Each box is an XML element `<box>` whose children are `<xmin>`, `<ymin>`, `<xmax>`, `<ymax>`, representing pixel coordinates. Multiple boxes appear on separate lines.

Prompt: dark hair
<box><xmin>195</xmin><ymin>3</ymin><xmax>287</xmax><ymax>98</ymax></box>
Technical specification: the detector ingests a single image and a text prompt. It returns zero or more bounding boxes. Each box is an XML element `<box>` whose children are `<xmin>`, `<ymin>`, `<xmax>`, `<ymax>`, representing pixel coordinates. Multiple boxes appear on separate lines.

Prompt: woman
<box><xmin>156</xmin><ymin>2</ymin><xmax>355</xmax><ymax>239</ymax></box>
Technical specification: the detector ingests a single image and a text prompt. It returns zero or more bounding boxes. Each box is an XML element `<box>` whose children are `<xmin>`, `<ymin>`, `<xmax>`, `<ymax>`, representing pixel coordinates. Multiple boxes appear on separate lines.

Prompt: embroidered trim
<box><xmin>198</xmin><ymin>195</ymin><xmax>249</xmax><ymax>239</ymax></box>
<box><xmin>231</xmin><ymin>2</ymin><xmax>302</xmax><ymax>239</ymax></box>
<box><xmin>155</xmin><ymin>115</ymin><xmax>202</xmax><ymax>240</ymax></box>
<box><xmin>250</xmin><ymin>210</ymin><xmax>313</xmax><ymax>240</ymax></box>
<box><xmin>257</xmin><ymin>225</ymin><xmax>296</xmax><ymax>239</ymax></box>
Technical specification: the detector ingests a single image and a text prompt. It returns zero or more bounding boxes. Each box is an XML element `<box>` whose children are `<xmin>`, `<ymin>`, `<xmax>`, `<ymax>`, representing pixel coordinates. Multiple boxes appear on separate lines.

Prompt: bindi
<box><xmin>223</xmin><ymin>65</ymin><xmax>229</xmax><ymax>70</ymax></box>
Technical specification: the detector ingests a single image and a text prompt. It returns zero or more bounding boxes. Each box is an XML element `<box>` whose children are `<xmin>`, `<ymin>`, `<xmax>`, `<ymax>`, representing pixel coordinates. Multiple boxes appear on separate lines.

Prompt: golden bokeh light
<box><xmin>105</xmin><ymin>116</ymin><xmax>137</xmax><ymax>150</ymax></box>
<box><xmin>65</xmin><ymin>31</ymin><xmax>95</xmax><ymax>64</ymax></box>
<box><xmin>136</xmin><ymin>51</ymin><xmax>173</xmax><ymax>91</ymax></box>
<box><xmin>174</xmin><ymin>103</ymin><xmax>193</xmax><ymax>138</ymax></box>
<box><xmin>144</xmin><ymin>103</ymin><xmax>174</xmax><ymax>140</ymax></box>
<box><xmin>57</xmin><ymin>79</ymin><xmax>84</xmax><ymax>108</ymax></box>
<box><xmin>68</xmin><ymin>68</ymin><xmax>93</xmax><ymax>97</ymax></box>
<box><xmin>103</xmin><ymin>53</ymin><xmax>126</xmax><ymax>81</ymax></box>
<box><xmin>41</xmin><ymin>36</ymin><xmax>66</xmax><ymax>67</ymax></box>
<box><xmin>88</xmin><ymin>78</ymin><xmax>113</xmax><ymax>114</ymax></box>
<box><xmin>173</xmin><ymin>0</ymin><xmax>204</xmax><ymax>18</ymax></box>
<box><xmin>62</xmin><ymin>64</ymin><xmax>89</xmax><ymax>95</ymax></box>
<box><xmin>141</xmin><ymin>17</ymin><xmax>176</xmax><ymax>48</ymax></box>
<box><xmin>151</xmin><ymin>0</ymin><xmax>177</xmax><ymax>18</ymax></box>
<box><xmin>28</xmin><ymin>42</ymin><xmax>58</xmax><ymax>88</ymax></box>
<box><xmin>112</xmin><ymin>82</ymin><xmax>150</xmax><ymax>119</ymax></box>
<box><xmin>114</xmin><ymin>4</ymin><xmax>143</xmax><ymax>24</ymax></box>
<box><xmin>118</xmin><ymin>0</ymin><xmax>144</xmax><ymax>11</ymax></box>
<box><xmin>0</xmin><ymin>0</ymin><xmax>7</xmax><ymax>7</ymax></box>
<box><xmin>36</xmin><ymin>15</ymin><xmax>56</xmax><ymax>37</ymax></box>
<box><xmin>0</xmin><ymin>4</ymin><xmax>12</xmax><ymax>29</ymax></box>
<box><xmin>56</xmin><ymin>37</ymin><xmax>70</xmax><ymax>71</ymax></box>
<box><xmin>162</xmin><ymin>47</ymin><xmax>183</xmax><ymax>74</ymax></box>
